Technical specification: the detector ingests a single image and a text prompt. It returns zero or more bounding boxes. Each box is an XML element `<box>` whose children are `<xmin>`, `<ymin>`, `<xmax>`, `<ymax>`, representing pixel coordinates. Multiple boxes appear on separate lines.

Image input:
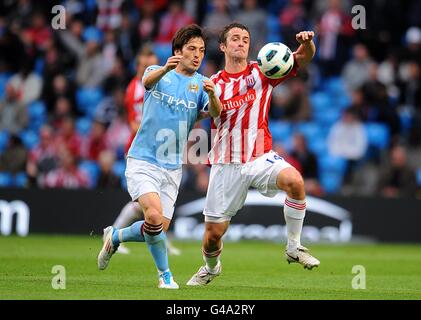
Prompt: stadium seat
<box><xmin>76</xmin><ymin>87</ymin><xmax>104</xmax><ymax>116</ymax></box>
<box><xmin>28</xmin><ymin>101</ymin><xmax>47</xmax><ymax>121</ymax></box>
<box><xmin>295</xmin><ymin>122</ymin><xmax>323</xmax><ymax>141</ymax></box>
<box><xmin>312</xmin><ymin>107</ymin><xmax>341</xmax><ymax>126</ymax></box>
<box><xmin>153</xmin><ymin>43</ymin><xmax>172</xmax><ymax>65</ymax></box>
<box><xmin>269</xmin><ymin>121</ymin><xmax>292</xmax><ymax>143</ymax></box>
<box><xmin>34</xmin><ymin>57</ymin><xmax>44</xmax><ymax>75</ymax></box>
<box><xmin>365</xmin><ymin>123</ymin><xmax>390</xmax><ymax>149</ymax></box>
<box><xmin>79</xmin><ymin>160</ymin><xmax>100</xmax><ymax>188</ymax></box>
<box><xmin>318</xmin><ymin>154</ymin><xmax>347</xmax><ymax>193</ymax></box>
<box><xmin>112</xmin><ymin>160</ymin><xmax>126</xmax><ymax>178</ymax></box>
<box><xmin>310</xmin><ymin>91</ymin><xmax>331</xmax><ymax>113</ymax></box>
<box><xmin>19</xmin><ymin>130</ymin><xmax>39</xmax><ymax>150</ymax></box>
<box><xmin>324</xmin><ymin>77</ymin><xmax>347</xmax><ymax>96</ymax></box>
<box><xmin>319</xmin><ymin>154</ymin><xmax>348</xmax><ymax>174</ymax></box>
<box><xmin>307</xmin><ymin>136</ymin><xmax>327</xmax><ymax>156</ymax></box>
<box><xmin>416</xmin><ymin>169</ymin><xmax>421</xmax><ymax>188</ymax></box>
<box><xmin>27</xmin><ymin>101</ymin><xmax>48</xmax><ymax>131</ymax></box>
<box><xmin>0</xmin><ymin>73</ymin><xmax>12</xmax><ymax>99</ymax></box>
<box><xmin>76</xmin><ymin>117</ymin><xmax>93</xmax><ymax>136</ymax></box>
<box><xmin>0</xmin><ymin>130</ymin><xmax>9</xmax><ymax>152</ymax></box>
<box><xmin>0</xmin><ymin>172</ymin><xmax>13</xmax><ymax>187</ymax></box>
<box><xmin>266</xmin><ymin>15</ymin><xmax>282</xmax><ymax>43</ymax></box>
<box><xmin>14</xmin><ymin>172</ymin><xmax>28</xmax><ymax>188</ymax></box>
<box><xmin>320</xmin><ymin>172</ymin><xmax>344</xmax><ymax>194</ymax></box>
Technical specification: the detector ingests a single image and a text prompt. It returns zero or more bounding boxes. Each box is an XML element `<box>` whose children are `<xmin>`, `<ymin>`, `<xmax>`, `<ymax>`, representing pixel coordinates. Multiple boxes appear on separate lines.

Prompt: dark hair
<box><xmin>172</xmin><ymin>24</ymin><xmax>206</xmax><ymax>55</ymax></box>
<box><xmin>218</xmin><ymin>22</ymin><xmax>250</xmax><ymax>44</ymax></box>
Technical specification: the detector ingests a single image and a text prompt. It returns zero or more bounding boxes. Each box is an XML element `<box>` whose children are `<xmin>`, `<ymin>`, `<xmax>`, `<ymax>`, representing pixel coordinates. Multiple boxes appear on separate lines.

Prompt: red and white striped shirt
<box><xmin>209</xmin><ymin>59</ymin><xmax>298</xmax><ymax>164</ymax></box>
<box><xmin>124</xmin><ymin>76</ymin><xmax>145</xmax><ymax>153</ymax></box>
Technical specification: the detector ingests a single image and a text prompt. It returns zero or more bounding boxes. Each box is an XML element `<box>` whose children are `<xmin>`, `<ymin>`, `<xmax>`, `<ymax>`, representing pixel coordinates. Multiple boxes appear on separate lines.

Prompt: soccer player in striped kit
<box><xmin>187</xmin><ymin>23</ymin><xmax>320</xmax><ymax>286</ymax></box>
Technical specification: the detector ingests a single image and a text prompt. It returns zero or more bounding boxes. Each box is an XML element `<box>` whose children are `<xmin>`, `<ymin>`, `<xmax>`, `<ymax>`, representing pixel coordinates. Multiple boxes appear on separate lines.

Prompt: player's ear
<box><xmin>174</xmin><ymin>48</ymin><xmax>182</xmax><ymax>56</ymax></box>
<box><xmin>219</xmin><ymin>42</ymin><xmax>226</xmax><ymax>53</ymax></box>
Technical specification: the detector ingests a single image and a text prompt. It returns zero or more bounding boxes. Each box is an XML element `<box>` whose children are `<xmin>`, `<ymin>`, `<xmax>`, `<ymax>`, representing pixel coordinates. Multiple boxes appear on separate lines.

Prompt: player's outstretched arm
<box><xmin>294</xmin><ymin>31</ymin><xmax>316</xmax><ymax>68</ymax></box>
<box><xmin>202</xmin><ymin>79</ymin><xmax>222</xmax><ymax>118</ymax></box>
<box><xmin>143</xmin><ymin>55</ymin><xmax>183</xmax><ymax>90</ymax></box>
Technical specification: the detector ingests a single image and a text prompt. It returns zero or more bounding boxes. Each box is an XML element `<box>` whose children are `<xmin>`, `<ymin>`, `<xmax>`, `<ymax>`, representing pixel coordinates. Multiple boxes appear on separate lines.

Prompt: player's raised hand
<box><xmin>202</xmin><ymin>79</ymin><xmax>216</xmax><ymax>96</ymax></box>
<box><xmin>296</xmin><ymin>31</ymin><xmax>315</xmax><ymax>44</ymax></box>
<box><xmin>164</xmin><ymin>55</ymin><xmax>183</xmax><ymax>72</ymax></box>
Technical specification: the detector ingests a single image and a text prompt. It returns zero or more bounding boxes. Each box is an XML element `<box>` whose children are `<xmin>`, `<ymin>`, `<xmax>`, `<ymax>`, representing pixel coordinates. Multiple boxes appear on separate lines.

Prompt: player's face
<box><xmin>176</xmin><ymin>37</ymin><xmax>205</xmax><ymax>73</ymax></box>
<box><xmin>221</xmin><ymin>28</ymin><xmax>250</xmax><ymax>60</ymax></box>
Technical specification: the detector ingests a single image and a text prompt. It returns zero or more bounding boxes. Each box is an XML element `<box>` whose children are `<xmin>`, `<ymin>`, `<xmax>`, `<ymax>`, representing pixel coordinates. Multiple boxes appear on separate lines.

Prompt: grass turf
<box><xmin>1</xmin><ymin>235</ymin><xmax>421</xmax><ymax>300</ymax></box>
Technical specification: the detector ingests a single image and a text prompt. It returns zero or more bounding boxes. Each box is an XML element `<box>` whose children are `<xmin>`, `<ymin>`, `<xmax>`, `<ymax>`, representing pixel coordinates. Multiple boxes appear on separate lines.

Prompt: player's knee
<box><xmin>205</xmin><ymin>228</ymin><xmax>223</xmax><ymax>244</ymax></box>
<box><xmin>144</xmin><ymin>207</ymin><xmax>163</xmax><ymax>225</ymax></box>
<box><xmin>284</xmin><ymin>171</ymin><xmax>305</xmax><ymax>196</ymax></box>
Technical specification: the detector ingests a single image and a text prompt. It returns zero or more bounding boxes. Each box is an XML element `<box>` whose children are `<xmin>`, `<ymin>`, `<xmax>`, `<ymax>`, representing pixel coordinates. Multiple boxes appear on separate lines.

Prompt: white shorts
<box><xmin>125</xmin><ymin>157</ymin><xmax>182</xmax><ymax>220</ymax></box>
<box><xmin>204</xmin><ymin>151</ymin><xmax>293</xmax><ymax>222</ymax></box>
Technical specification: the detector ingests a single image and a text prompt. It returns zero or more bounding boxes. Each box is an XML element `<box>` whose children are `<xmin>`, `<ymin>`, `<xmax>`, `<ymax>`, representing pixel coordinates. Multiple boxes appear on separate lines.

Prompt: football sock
<box><xmin>203</xmin><ymin>243</ymin><xmax>223</xmax><ymax>273</ymax></box>
<box><xmin>112</xmin><ymin>221</ymin><xmax>145</xmax><ymax>247</ymax></box>
<box><xmin>284</xmin><ymin>197</ymin><xmax>306</xmax><ymax>252</ymax></box>
<box><xmin>113</xmin><ymin>202</ymin><xmax>143</xmax><ymax>229</ymax></box>
<box><xmin>143</xmin><ymin>222</ymin><xmax>169</xmax><ymax>272</ymax></box>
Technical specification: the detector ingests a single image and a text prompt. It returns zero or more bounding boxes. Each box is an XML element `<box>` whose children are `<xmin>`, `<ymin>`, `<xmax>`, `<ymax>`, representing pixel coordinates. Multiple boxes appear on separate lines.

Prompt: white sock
<box><xmin>202</xmin><ymin>243</ymin><xmax>223</xmax><ymax>273</ymax></box>
<box><xmin>284</xmin><ymin>197</ymin><xmax>306</xmax><ymax>252</ymax></box>
<box><xmin>113</xmin><ymin>202</ymin><xmax>143</xmax><ymax>229</ymax></box>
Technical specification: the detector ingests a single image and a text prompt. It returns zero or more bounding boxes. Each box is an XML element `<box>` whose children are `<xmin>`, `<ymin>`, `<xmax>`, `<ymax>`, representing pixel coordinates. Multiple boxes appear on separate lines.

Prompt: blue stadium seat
<box><xmin>319</xmin><ymin>155</ymin><xmax>347</xmax><ymax>174</ymax></box>
<box><xmin>324</xmin><ymin>77</ymin><xmax>347</xmax><ymax>96</ymax></box>
<box><xmin>28</xmin><ymin>101</ymin><xmax>47</xmax><ymax>131</ymax></box>
<box><xmin>153</xmin><ymin>43</ymin><xmax>172</xmax><ymax>65</ymax></box>
<box><xmin>76</xmin><ymin>117</ymin><xmax>93</xmax><ymax>136</ymax></box>
<box><xmin>416</xmin><ymin>169</ymin><xmax>421</xmax><ymax>187</ymax></box>
<box><xmin>34</xmin><ymin>57</ymin><xmax>45</xmax><ymax>75</ymax></box>
<box><xmin>112</xmin><ymin>160</ymin><xmax>126</xmax><ymax>178</ymax></box>
<box><xmin>14</xmin><ymin>172</ymin><xmax>28</xmax><ymax>188</ymax></box>
<box><xmin>79</xmin><ymin>160</ymin><xmax>100</xmax><ymax>188</ymax></box>
<box><xmin>307</xmin><ymin>136</ymin><xmax>327</xmax><ymax>156</ymax></box>
<box><xmin>312</xmin><ymin>108</ymin><xmax>341</xmax><ymax>126</ymax></box>
<box><xmin>310</xmin><ymin>91</ymin><xmax>331</xmax><ymax>113</ymax></box>
<box><xmin>76</xmin><ymin>87</ymin><xmax>104</xmax><ymax>116</ymax></box>
<box><xmin>0</xmin><ymin>130</ymin><xmax>10</xmax><ymax>152</ymax></box>
<box><xmin>365</xmin><ymin>123</ymin><xmax>390</xmax><ymax>149</ymax></box>
<box><xmin>28</xmin><ymin>101</ymin><xmax>47</xmax><ymax>121</ymax></box>
<box><xmin>320</xmin><ymin>172</ymin><xmax>344</xmax><ymax>194</ymax></box>
<box><xmin>269</xmin><ymin>121</ymin><xmax>292</xmax><ymax>143</ymax></box>
<box><xmin>0</xmin><ymin>73</ymin><xmax>12</xmax><ymax>99</ymax></box>
<box><xmin>19</xmin><ymin>130</ymin><xmax>39</xmax><ymax>150</ymax></box>
<box><xmin>0</xmin><ymin>172</ymin><xmax>13</xmax><ymax>187</ymax></box>
<box><xmin>295</xmin><ymin>122</ymin><xmax>323</xmax><ymax>141</ymax></box>
<box><xmin>266</xmin><ymin>15</ymin><xmax>282</xmax><ymax>43</ymax></box>
<box><xmin>318</xmin><ymin>154</ymin><xmax>347</xmax><ymax>193</ymax></box>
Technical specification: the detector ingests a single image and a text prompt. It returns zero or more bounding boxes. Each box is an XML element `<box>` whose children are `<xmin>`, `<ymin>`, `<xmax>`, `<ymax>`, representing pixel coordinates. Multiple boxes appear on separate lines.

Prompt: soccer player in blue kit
<box><xmin>97</xmin><ymin>24</ymin><xmax>222</xmax><ymax>289</ymax></box>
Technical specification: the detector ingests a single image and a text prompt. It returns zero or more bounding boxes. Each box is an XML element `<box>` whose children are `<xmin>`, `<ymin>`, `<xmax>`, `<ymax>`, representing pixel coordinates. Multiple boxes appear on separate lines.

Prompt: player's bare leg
<box><xmin>187</xmin><ymin>221</ymin><xmax>229</xmax><ymax>286</ymax></box>
<box><xmin>276</xmin><ymin>167</ymin><xmax>320</xmax><ymax>269</ymax></box>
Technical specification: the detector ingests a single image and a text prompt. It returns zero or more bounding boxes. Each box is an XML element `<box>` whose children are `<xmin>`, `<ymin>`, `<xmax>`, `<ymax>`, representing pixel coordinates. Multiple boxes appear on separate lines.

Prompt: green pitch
<box><xmin>1</xmin><ymin>235</ymin><xmax>421</xmax><ymax>300</ymax></box>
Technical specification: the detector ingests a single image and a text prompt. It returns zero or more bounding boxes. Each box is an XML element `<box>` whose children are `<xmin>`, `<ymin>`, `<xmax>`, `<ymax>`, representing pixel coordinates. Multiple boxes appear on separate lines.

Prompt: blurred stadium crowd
<box><xmin>0</xmin><ymin>0</ymin><xmax>420</xmax><ymax>198</ymax></box>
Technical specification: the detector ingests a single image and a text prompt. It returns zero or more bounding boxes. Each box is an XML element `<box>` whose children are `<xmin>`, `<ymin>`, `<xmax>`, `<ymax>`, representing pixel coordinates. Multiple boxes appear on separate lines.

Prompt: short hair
<box><xmin>172</xmin><ymin>24</ymin><xmax>206</xmax><ymax>55</ymax></box>
<box><xmin>218</xmin><ymin>22</ymin><xmax>250</xmax><ymax>44</ymax></box>
<box><xmin>136</xmin><ymin>45</ymin><xmax>156</xmax><ymax>61</ymax></box>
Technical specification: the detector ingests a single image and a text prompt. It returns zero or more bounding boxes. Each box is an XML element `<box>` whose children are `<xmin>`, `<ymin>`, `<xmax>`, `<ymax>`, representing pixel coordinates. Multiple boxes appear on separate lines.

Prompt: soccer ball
<box><xmin>257</xmin><ymin>42</ymin><xmax>294</xmax><ymax>79</ymax></box>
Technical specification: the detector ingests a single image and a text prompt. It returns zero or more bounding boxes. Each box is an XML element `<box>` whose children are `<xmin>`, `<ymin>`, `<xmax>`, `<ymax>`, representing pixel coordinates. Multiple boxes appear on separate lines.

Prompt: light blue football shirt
<box><xmin>127</xmin><ymin>65</ymin><xmax>209</xmax><ymax>169</ymax></box>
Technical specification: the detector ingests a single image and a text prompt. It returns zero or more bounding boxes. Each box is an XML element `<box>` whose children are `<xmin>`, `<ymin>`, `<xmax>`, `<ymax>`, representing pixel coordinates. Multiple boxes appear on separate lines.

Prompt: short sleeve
<box><xmin>142</xmin><ymin>65</ymin><xmax>161</xmax><ymax>91</ymax></box>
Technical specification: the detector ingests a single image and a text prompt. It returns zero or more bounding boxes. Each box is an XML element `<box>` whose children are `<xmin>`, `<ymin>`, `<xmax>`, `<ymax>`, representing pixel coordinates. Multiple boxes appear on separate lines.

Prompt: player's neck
<box><xmin>224</xmin><ymin>57</ymin><xmax>248</xmax><ymax>75</ymax></box>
